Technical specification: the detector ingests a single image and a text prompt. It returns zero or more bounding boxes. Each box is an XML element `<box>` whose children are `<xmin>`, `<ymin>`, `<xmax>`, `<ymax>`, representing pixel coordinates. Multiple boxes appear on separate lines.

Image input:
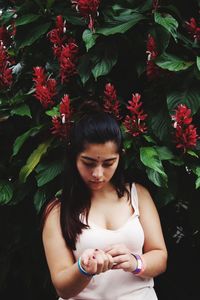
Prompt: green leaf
<box><xmin>155</xmin><ymin>146</ymin><xmax>175</xmax><ymax>160</ymax></box>
<box><xmin>15</xmin><ymin>14</ymin><xmax>40</xmax><ymax>26</ymax></box>
<box><xmin>155</xmin><ymin>52</ymin><xmax>194</xmax><ymax>71</ymax></box>
<box><xmin>169</xmin><ymin>158</ymin><xmax>184</xmax><ymax>166</ymax></box>
<box><xmin>149</xmin><ymin>108</ymin><xmax>171</xmax><ymax>142</ymax></box>
<box><xmin>45</xmin><ymin>106</ymin><xmax>59</xmax><ymax>117</ymax></box>
<box><xmin>82</xmin><ymin>29</ymin><xmax>98</xmax><ymax>51</ymax></box>
<box><xmin>11</xmin><ymin>104</ymin><xmax>32</xmax><ymax>118</ymax></box>
<box><xmin>191</xmin><ymin>166</ymin><xmax>200</xmax><ymax>189</ymax></box>
<box><xmin>140</xmin><ymin>146</ymin><xmax>168</xmax><ymax>178</ymax></box>
<box><xmin>146</xmin><ymin>168</ymin><xmax>168</xmax><ymax>187</ymax></box>
<box><xmin>91</xmin><ymin>41</ymin><xmax>118</xmax><ymax>80</ymax></box>
<box><xmin>167</xmin><ymin>89</ymin><xmax>200</xmax><ymax>115</ymax></box>
<box><xmin>149</xmin><ymin>26</ymin><xmax>171</xmax><ymax>54</ymax></box>
<box><xmin>17</xmin><ymin>22</ymin><xmax>51</xmax><ymax>49</ymax></box>
<box><xmin>196</xmin><ymin>177</ymin><xmax>200</xmax><ymax>189</ymax></box>
<box><xmin>187</xmin><ymin>150</ymin><xmax>199</xmax><ymax>158</ymax></box>
<box><xmin>35</xmin><ymin>160</ymin><xmax>63</xmax><ymax>187</ymax></box>
<box><xmin>154</xmin><ymin>12</ymin><xmax>178</xmax><ymax>41</ymax></box>
<box><xmin>19</xmin><ymin>139</ymin><xmax>53</xmax><ymax>183</ymax></box>
<box><xmin>77</xmin><ymin>54</ymin><xmax>92</xmax><ymax>85</ymax></box>
<box><xmin>96</xmin><ymin>12</ymin><xmax>145</xmax><ymax>36</ymax></box>
<box><xmin>143</xmin><ymin>135</ymin><xmax>156</xmax><ymax>144</ymax></box>
<box><xmin>196</xmin><ymin>56</ymin><xmax>200</xmax><ymax>71</ymax></box>
<box><xmin>34</xmin><ymin>189</ymin><xmax>47</xmax><ymax>214</ymax></box>
<box><xmin>12</xmin><ymin>125</ymin><xmax>43</xmax><ymax>156</ymax></box>
<box><xmin>0</xmin><ymin>181</ymin><xmax>13</xmax><ymax>205</ymax></box>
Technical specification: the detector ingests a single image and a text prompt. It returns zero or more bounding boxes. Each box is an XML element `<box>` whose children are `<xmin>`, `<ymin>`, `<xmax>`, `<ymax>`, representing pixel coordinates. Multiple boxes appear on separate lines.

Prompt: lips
<box><xmin>90</xmin><ymin>181</ymin><xmax>103</xmax><ymax>183</ymax></box>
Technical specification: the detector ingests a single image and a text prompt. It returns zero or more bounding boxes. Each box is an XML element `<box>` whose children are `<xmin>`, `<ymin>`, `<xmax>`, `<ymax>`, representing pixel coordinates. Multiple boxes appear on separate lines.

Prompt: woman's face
<box><xmin>76</xmin><ymin>141</ymin><xmax>120</xmax><ymax>191</ymax></box>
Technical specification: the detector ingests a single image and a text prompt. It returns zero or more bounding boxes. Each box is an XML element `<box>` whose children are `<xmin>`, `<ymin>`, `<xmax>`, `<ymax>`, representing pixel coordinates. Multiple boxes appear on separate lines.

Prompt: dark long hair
<box><xmin>44</xmin><ymin>102</ymin><xmax>129</xmax><ymax>250</ymax></box>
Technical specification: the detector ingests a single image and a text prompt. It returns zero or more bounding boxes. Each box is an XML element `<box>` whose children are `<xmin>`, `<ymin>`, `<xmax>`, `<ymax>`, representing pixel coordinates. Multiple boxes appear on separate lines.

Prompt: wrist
<box><xmin>131</xmin><ymin>254</ymin><xmax>146</xmax><ymax>276</ymax></box>
<box><xmin>77</xmin><ymin>257</ymin><xmax>94</xmax><ymax>277</ymax></box>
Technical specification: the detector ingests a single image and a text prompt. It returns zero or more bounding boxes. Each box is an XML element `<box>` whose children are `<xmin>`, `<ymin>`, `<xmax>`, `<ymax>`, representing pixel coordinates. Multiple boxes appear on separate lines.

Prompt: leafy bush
<box><xmin>0</xmin><ymin>0</ymin><xmax>200</xmax><ymax>299</ymax></box>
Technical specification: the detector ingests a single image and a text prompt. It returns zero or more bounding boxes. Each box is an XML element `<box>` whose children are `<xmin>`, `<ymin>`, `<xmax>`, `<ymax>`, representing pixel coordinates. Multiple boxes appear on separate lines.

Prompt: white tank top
<box><xmin>60</xmin><ymin>183</ymin><xmax>157</xmax><ymax>300</ymax></box>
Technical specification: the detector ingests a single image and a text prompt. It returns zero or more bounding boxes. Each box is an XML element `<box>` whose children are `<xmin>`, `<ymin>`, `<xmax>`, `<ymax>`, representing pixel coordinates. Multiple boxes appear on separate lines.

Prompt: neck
<box><xmin>91</xmin><ymin>182</ymin><xmax>118</xmax><ymax>203</ymax></box>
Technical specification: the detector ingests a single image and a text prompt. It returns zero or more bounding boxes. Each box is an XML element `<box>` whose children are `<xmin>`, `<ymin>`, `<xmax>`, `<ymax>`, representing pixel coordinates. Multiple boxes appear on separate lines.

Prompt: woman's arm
<box><xmin>42</xmin><ymin>205</ymin><xmax>92</xmax><ymax>298</ymax></box>
<box><xmin>105</xmin><ymin>183</ymin><xmax>167</xmax><ymax>278</ymax></box>
<box><xmin>42</xmin><ymin>204</ymin><xmax>114</xmax><ymax>298</ymax></box>
<box><xmin>136</xmin><ymin>183</ymin><xmax>168</xmax><ymax>278</ymax></box>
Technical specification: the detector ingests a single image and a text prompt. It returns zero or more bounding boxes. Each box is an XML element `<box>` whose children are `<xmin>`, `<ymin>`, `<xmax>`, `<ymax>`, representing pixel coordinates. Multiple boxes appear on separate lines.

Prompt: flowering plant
<box><xmin>0</xmin><ymin>1</ymin><xmax>200</xmax><ymax>296</ymax></box>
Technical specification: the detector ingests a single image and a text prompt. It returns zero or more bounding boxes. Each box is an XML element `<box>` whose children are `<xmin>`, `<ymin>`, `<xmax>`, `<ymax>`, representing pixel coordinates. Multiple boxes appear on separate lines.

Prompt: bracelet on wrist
<box><xmin>131</xmin><ymin>253</ymin><xmax>145</xmax><ymax>275</ymax></box>
<box><xmin>77</xmin><ymin>257</ymin><xmax>94</xmax><ymax>277</ymax></box>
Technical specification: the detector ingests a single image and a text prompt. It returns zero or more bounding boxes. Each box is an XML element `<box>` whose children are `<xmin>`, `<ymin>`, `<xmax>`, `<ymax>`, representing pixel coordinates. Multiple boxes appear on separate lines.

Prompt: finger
<box><xmin>112</xmin><ymin>261</ymin><xmax>130</xmax><ymax>271</ymax></box>
<box><xmin>113</xmin><ymin>254</ymin><xmax>129</xmax><ymax>265</ymax></box>
<box><xmin>106</xmin><ymin>253</ymin><xmax>114</xmax><ymax>269</ymax></box>
<box><xmin>94</xmin><ymin>252</ymin><xmax>105</xmax><ymax>274</ymax></box>
<box><xmin>105</xmin><ymin>248</ymin><xmax>126</xmax><ymax>257</ymax></box>
<box><xmin>81</xmin><ymin>249</ymin><xmax>96</xmax><ymax>266</ymax></box>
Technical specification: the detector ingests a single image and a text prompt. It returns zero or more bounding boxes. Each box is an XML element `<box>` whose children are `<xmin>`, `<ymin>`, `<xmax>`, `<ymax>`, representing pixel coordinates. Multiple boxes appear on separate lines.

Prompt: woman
<box><xmin>42</xmin><ymin>101</ymin><xmax>167</xmax><ymax>299</ymax></box>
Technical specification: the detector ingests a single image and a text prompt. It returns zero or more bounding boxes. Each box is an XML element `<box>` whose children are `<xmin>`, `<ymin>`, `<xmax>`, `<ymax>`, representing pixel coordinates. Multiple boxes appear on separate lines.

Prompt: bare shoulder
<box><xmin>135</xmin><ymin>183</ymin><xmax>153</xmax><ymax>204</ymax></box>
<box><xmin>42</xmin><ymin>200</ymin><xmax>61</xmax><ymax>234</ymax></box>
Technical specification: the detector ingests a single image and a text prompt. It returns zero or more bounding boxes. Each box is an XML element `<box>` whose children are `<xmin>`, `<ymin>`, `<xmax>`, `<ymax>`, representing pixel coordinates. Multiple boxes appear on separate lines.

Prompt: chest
<box><xmin>88</xmin><ymin>198</ymin><xmax>134</xmax><ymax>231</ymax></box>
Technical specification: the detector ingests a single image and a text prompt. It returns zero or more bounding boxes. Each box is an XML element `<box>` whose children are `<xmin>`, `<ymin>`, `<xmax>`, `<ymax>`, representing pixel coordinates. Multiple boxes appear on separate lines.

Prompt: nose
<box><xmin>92</xmin><ymin>165</ymin><xmax>103</xmax><ymax>180</ymax></box>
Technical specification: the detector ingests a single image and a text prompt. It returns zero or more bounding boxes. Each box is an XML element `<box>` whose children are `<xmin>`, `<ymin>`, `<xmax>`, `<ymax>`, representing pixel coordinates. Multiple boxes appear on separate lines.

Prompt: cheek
<box><xmin>77</xmin><ymin>162</ymin><xmax>89</xmax><ymax>179</ymax></box>
<box><xmin>107</xmin><ymin>163</ymin><xmax>119</xmax><ymax>177</ymax></box>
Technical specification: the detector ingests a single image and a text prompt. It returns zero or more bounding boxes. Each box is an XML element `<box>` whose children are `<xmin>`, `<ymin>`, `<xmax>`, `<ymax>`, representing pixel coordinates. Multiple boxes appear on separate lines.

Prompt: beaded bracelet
<box><xmin>77</xmin><ymin>257</ymin><xmax>94</xmax><ymax>277</ymax></box>
<box><xmin>131</xmin><ymin>254</ymin><xmax>145</xmax><ymax>275</ymax></box>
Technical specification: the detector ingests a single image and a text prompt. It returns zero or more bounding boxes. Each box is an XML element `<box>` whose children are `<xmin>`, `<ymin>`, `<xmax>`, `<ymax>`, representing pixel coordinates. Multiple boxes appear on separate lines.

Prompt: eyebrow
<box><xmin>81</xmin><ymin>156</ymin><xmax>117</xmax><ymax>162</ymax></box>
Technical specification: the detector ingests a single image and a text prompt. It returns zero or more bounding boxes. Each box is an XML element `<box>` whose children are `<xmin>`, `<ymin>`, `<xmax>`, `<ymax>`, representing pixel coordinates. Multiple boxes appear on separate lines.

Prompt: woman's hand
<box><xmin>80</xmin><ymin>248</ymin><xmax>114</xmax><ymax>275</ymax></box>
<box><xmin>104</xmin><ymin>244</ymin><xmax>137</xmax><ymax>272</ymax></box>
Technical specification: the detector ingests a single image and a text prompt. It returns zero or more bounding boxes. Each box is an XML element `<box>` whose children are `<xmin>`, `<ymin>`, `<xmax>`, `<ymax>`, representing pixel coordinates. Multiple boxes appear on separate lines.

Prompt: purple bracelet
<box><xmin>131</xmin><ymin>254</ymin><xmax>143</xmax><ymax>274</ymax></box>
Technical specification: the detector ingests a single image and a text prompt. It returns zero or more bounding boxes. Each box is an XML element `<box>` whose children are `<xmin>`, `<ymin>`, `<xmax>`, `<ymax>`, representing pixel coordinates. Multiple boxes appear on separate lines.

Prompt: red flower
<box><xmin>33</xmin><ymin>67</ymin><xmax>57</xmax><ymax>108</ymax></box>
<box><xmin>48</xmin><ymin>16</ymin><xmax>79</xmax><ymax>83</ymax></box>
<box><xmin>171</xmin><ymin>104</ymin><xmax>199</xmax><ymax>152</ymax></box>
<box><xmin>59</xmin><ymin>41</ymin><xmax>78</xmax><ymax>83</ymax></box>
<box><xmin>51</xmin><ymin>116</ymin><xmax>68</xmax><ymax>138</ymax></box>
<box><xmin>48</xmin><ymin>15</ymin><xmax>68</xmax><ymax>58</ymax></box>
<box><xmin>185</xmin><ymin>17</ymin><xmax>200</xmax><ymax>41</ymax></box>
<box><xmin>103</xmin><ymin>83</ymin><xmax>121</xmax><ymax>120</ymax></box>
<box><xmin>71</xmin><ymin>0</ymin><xmax>100</xmax><ymax>31</ymax></box>
<box><xmin>146</xmin><ymin>34</ymin><xmax>162</xmax><ymax>80</ymax></box>
<box><xmin>0</xmin><ymin>43</ymin><xmax>13</xmax><ymax>89</ymax></box>
<box><xmin>123</xmin><ymin>93</ymin><xmax>147</xmax><ymax>137</ymax></box>
<box><xmin>51</xmin><ymin>95</ymin><xmax>72</xmax><ymax>139</ymax></box>
<box><xmin>59</xmin><ymin>94</ymin><xmax>71</xmax><ymax>122</ymax></box>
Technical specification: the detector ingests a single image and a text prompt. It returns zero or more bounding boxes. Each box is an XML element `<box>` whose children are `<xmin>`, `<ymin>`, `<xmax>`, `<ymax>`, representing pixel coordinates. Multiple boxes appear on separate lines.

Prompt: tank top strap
<box><xmin>130</xmin><ymin>183</ymin><xmax>140</xmax><ymax>216</ymax></box>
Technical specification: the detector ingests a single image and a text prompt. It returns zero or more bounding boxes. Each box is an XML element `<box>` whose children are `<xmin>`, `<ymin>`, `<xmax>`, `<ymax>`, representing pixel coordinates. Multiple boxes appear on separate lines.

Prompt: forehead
<box><xmin>80</xmin><ymin>141</ymin><xmax>119</xmax><ymax>159</ymax></box>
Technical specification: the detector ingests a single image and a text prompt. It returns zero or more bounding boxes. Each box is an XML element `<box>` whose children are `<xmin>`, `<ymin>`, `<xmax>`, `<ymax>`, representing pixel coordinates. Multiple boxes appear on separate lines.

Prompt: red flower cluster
<box><xmin>48</xmin><ymin>15</ymin><xmax>78</xmax><ymax>83</ymax></box>
<box><xmin>185</xmin><ymin>17</ymin><xmax>200</xmax><ymax>41</ymax></box>
<box><xmin>0</xmin><ymin>43</ymin><xmax>13</xmax><ymax>89</ymax></box>
<box><xmin>51</xmin><ymin>94</ymin><xmax>72</xmax><ymax>139</ymax></box>
<box><xmin>59</xmin><ymin>41</ymin><xmax>78</xmax><ymax>83</ymax></box>
<box><xmin>33</xmin><ymin>67</ymin><xmax>57</xmax><ymax>109</ymax></box>
<box><xmin>146</xmin><ymin>34</ymin><xmax>161</xmax><ymax>80</ymax></box>
<box><xmin>71</xmin><ymin>0</ymin><xmax>100</xmax><ymax>31</ymax></box>
<box><xmin>171</xmin><ymin>104</ymin><xmax>199</xmax><ymax>152</ymax></box>
<box><xmin>48</xmin><ymin>15</ymin><xmax>68</xmax><ymax>58</ymax></box>
<box><xmin>103</xmin><ymin>83</ymin><xmax>121</xmax><ymax>120</ymax></box>
<box><xmin>123</xmin><ymin>93</ymin><xmax>147</xmax><ymax>137</ymax></box>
